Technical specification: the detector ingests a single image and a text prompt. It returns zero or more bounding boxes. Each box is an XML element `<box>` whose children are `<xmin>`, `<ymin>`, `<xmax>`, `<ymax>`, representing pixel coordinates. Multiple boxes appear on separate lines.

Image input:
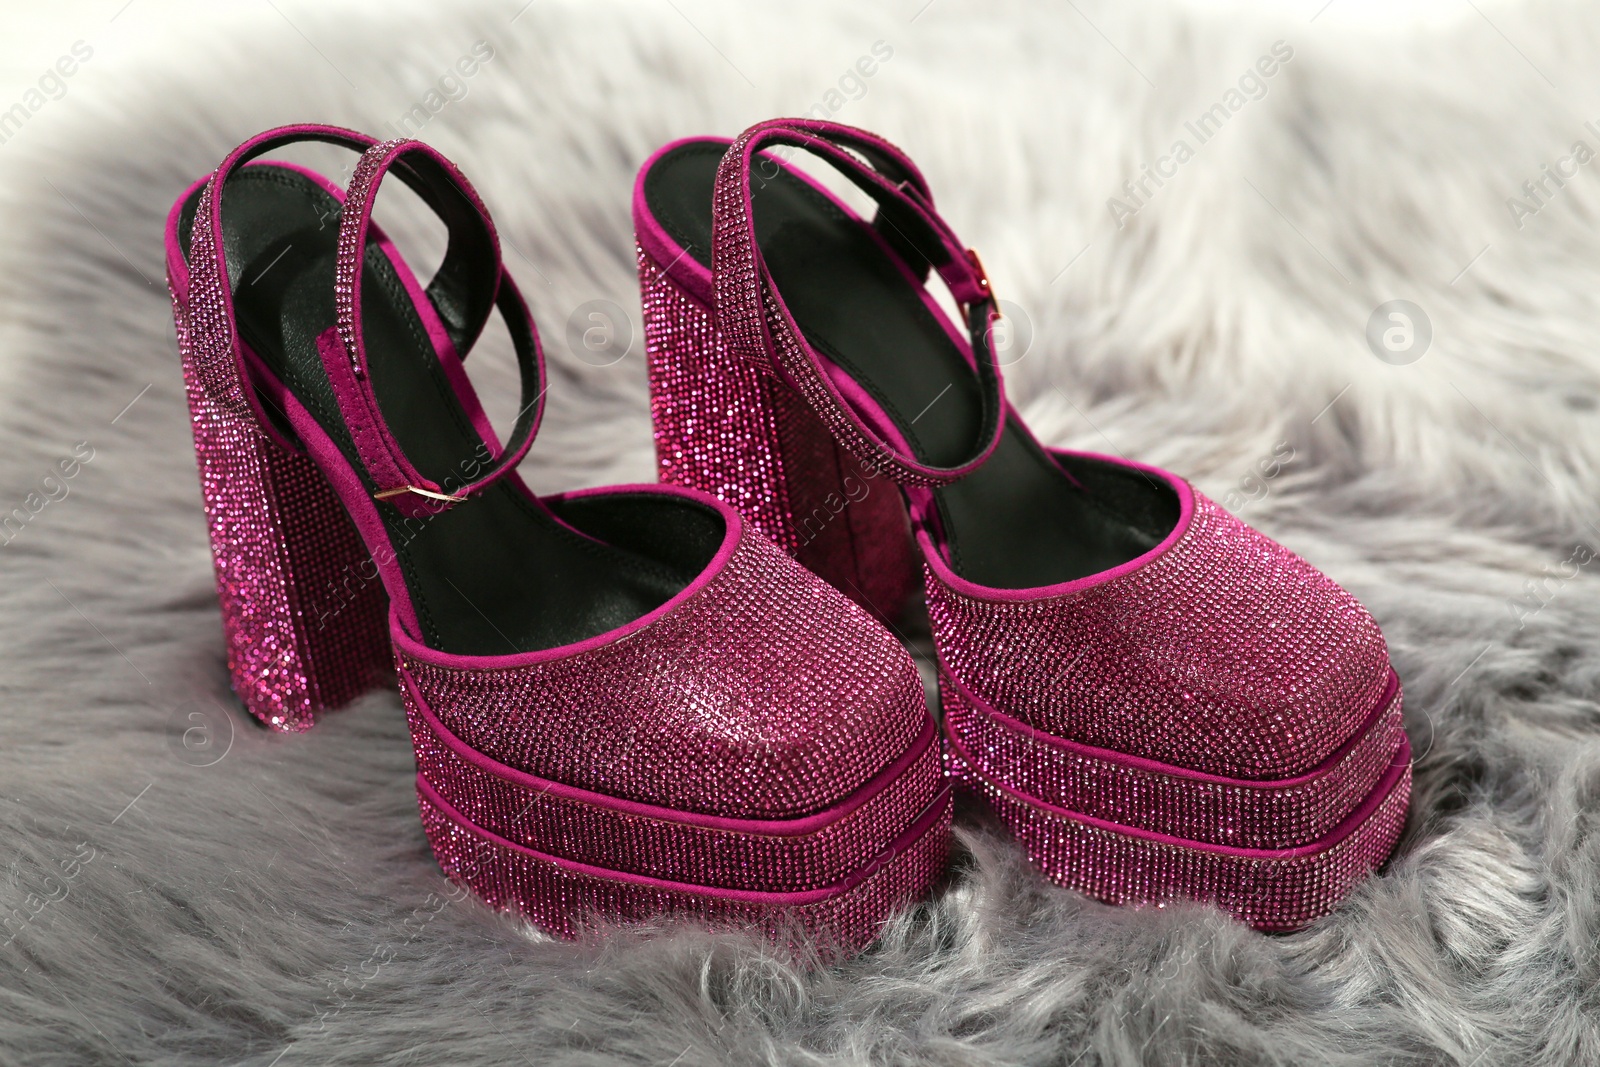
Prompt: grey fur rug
<box><xmin>4</xmin><ymin>0</ymin><xmax>1600</xmax><ymax>1063</ymax></box>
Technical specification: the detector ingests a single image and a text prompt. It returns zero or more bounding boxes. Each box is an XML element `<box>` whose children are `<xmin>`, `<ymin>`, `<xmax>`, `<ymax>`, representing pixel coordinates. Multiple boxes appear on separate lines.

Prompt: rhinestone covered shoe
<box><xmin>165</xmin><ymin>125</ymin><xmax>949</xmax><ymax>952</ymax></box>
<box><xmin>633</xmin><ymin>117</ymin><xmax>1409</xmax><ymax>930</ymax></box>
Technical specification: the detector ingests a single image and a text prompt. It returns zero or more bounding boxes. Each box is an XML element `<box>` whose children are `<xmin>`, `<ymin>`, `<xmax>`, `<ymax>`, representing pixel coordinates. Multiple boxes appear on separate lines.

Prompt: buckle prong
<box><xmin>374</xmin><ymin>485</ymin><xmax>466</xmax><ymax>505</ymax></box>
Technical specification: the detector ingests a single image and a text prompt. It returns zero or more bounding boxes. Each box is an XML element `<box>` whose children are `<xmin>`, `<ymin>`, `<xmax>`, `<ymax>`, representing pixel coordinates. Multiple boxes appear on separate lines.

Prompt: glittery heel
<box><xmin>171</xmin><ymin>291</ymin><xmax>392</xmax><ymax>732</ymax></box>
<box><xmin>637</xmin><ymin>244</ymin><xmax>918</xmax><ymax>625</ymax></box>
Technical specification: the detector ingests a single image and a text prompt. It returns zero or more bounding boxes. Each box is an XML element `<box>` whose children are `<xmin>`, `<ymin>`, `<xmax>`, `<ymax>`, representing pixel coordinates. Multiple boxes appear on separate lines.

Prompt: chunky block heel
<box><xmin>637</xmin><ymin>238</ymin><xmax>918</xmax><ymax>625</ymax></box>
<box><xmin>169</xmin><ymin>290</ymin><xmax>391</xmax><ymax>732</ymax></box>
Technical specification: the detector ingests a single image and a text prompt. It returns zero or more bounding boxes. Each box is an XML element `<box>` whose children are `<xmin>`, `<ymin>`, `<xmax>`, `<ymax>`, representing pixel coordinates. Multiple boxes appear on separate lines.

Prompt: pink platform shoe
<box><xmin>633</xmin><ymin>118</ymin><xmax>1411</xmax><ymax>930</ymax></box>
<box><xmin>165</xmin><ymin>124</ymin><xmax>949</xmax><ymax>952</ymax></box>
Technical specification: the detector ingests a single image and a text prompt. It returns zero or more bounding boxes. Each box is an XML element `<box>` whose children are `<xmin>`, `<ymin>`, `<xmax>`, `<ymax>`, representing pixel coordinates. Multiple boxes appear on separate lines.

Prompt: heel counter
<box><xmin>638</xmin><ymin>244</ymin><xmax>916</xmax><ymax>624</ymax></box>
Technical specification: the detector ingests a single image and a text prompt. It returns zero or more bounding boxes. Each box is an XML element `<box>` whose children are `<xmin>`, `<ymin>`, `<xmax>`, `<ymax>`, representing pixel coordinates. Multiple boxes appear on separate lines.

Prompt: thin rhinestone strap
<box><xmin>186</xmin><ymin>124</ymin><xmax>512</xmax><ymax>429</ymax></box>
<box><xmin>710</xmin><ymin>117</ymin><xmax>1006</xmax><ymax>489</ymax></box>
<box><xmin>330</xmin><ymin>139</ymin><xmax>546</xmax><ymax>519</ymax></box>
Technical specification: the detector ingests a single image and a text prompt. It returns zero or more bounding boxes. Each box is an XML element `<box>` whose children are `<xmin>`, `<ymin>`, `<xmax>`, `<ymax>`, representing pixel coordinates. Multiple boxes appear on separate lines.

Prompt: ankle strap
<box><xmin>326</xmin><ymin>138</ymin><xmax>545</xmax><ymax>518</ymax></box>
<box><xmin>711</xmin><ymin>118</ymin><xmax>1005</xmax><ymax>488</ymax></box>
<box><xmin>186</xmin><ymin>124</ymin><xmax>503</xmax><ymax>428</ymax></box>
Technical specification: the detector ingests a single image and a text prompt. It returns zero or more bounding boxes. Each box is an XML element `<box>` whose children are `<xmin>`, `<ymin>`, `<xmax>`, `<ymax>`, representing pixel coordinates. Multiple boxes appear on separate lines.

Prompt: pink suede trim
<box><xmin>315</xmin><ymin>326</ymin><xmax>433</xmax><ymax>499</ymax></box>
<box><xmin>824</xmin><ymin>367</ymin><xmax>920</xmax><ymax>459</ymax></box>
<box><xmin>417</xmin><ymin>774</ymin><xmax>953</xmax><ymax>904</ymax></box>
<box><xmin>391</xmin><ymin>484</ymin><xmax>744</xmax><ymax>668</ymax></box>
<box><xmin>404</xmin><ymin>664</ymin><xmax>939</xmax><ymax>836</ymax></box>
<box><xmin>947</xmin><ymin>662</ymin><xmax>1403</xmax><ymax>790</ymax></box>
<box><xmin>334</xmin><ymin>141</ymin><xmax>544</xmax><ymax>518</ymax></box>
<box><xmin>163</xmin><ymin>175</ymin><xmax>207</xmax><ymax>299</ymax></box>
<box><xmin>918</xmin><ymin>452</ymin><xmax>1196</xmax><ymax>602</ymax></box>
<box><xmin>632</xmin><ymin>137</ymin><xmax>720</xmax><ymax>306</ymax></box>
<box><xmin>951</xmin><ymin>727</ymin><xmax>1413</xmax><ymax>861</ymax></box>
<box><xmin>358</xmin><ymin>202</ymin><xmax>502</xmax><ymax>448</ymax></box>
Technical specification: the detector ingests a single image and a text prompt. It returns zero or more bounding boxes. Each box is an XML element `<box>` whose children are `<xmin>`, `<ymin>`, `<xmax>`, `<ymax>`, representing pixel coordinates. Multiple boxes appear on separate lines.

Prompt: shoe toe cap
<box><xmin>406</xmin><ymin>525</ymin><xmax>927</xmax><ymax>819</ymax></box>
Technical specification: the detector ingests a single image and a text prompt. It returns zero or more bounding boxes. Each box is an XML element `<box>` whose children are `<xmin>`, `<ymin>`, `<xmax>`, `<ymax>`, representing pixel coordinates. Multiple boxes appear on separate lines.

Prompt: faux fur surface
<box><xmin>3</xmin><ymin>0</ymin><xmax>1600</xmax><ymax>1063</ymax></box>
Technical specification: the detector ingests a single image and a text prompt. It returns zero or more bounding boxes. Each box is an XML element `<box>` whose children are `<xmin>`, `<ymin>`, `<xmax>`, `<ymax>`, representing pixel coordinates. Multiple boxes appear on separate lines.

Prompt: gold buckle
<box><xmin>966</xmin><ymin>247</ymin><xmax>997</xmax><ymax>309</ymax></box>
<box><xmin>373</xmin><ymin>485</ymin><xmax>466</xmax><ymax>505</ymax></box>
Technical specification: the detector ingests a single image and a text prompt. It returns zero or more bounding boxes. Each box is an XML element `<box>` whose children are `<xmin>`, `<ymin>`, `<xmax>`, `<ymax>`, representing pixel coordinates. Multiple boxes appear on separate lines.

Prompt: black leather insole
<box><xmin>180</xmin><ymin>165</ymin><xmax>723</xmax><ymax>655</ymax></box>
<box><xmin>643</xmin><ymin>142</ymin><xmax>1178</xmax><ymax>589</ymax></box>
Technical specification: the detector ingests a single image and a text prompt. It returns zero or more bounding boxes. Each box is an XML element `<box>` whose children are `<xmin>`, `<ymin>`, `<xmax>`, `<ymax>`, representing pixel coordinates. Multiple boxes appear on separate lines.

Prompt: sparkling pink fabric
<box><xmin>403</xmin><ymin>667</ymin><xmax>945</xmax><ymax>891</ymax></box>
<box><xmin>947</xmin><ymin>734</ymin><xmax>1411</xmax><ymax>931</ymax></box>
<box><xmin>639</xmin><ymin>246</ymin><xmax>918</xmax><ymax>621</ymax></box>
<box><xmin>397</xmin><ymin>506</ymin><xmax>948</xmax><ymax>947</ymax></box>
<box><xmin>167</xmin><ymin>127</ymin><xmax>946</xmax><ymax>952</ymax></box>
<box><xmin>168</xmin><ymin>170</ymin><xmax>392</xmax><ymax>732</ymax></box>
<box><xmin>708</xmin><ymin>119</ymin><xmax>1004</xmax><ymax>489</ymax></box>
<box><xmin>401</xmin><ymin>520</ymin><xmax>926</xmax><ymax>820</ymax></box>
<box><xmin>926</xmin><ymin>488</ymin><xmax>1394</xmax><ymax>781</ymax></box>
<box><xmin>417</xmin><ymin>777</ymin><xmax>952</xmax><ymax>956</ymax></box>
<box><xmin>943</xmin><ymin>666</ymin><xmax>1404</xmax><ymax>849</ymax></box>
<box><xmin>636</xmin><ymin>119</ymin><xmax>1412</xmax><ymax>929</ymax></box>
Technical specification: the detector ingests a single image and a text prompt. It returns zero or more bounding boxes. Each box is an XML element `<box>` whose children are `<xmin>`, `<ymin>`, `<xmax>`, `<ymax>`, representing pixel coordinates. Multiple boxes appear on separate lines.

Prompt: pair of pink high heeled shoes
<box><xmin>164</xmin><ymin>119</ymin><xmax>1409</xmax><ymax>953</ymax></box>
